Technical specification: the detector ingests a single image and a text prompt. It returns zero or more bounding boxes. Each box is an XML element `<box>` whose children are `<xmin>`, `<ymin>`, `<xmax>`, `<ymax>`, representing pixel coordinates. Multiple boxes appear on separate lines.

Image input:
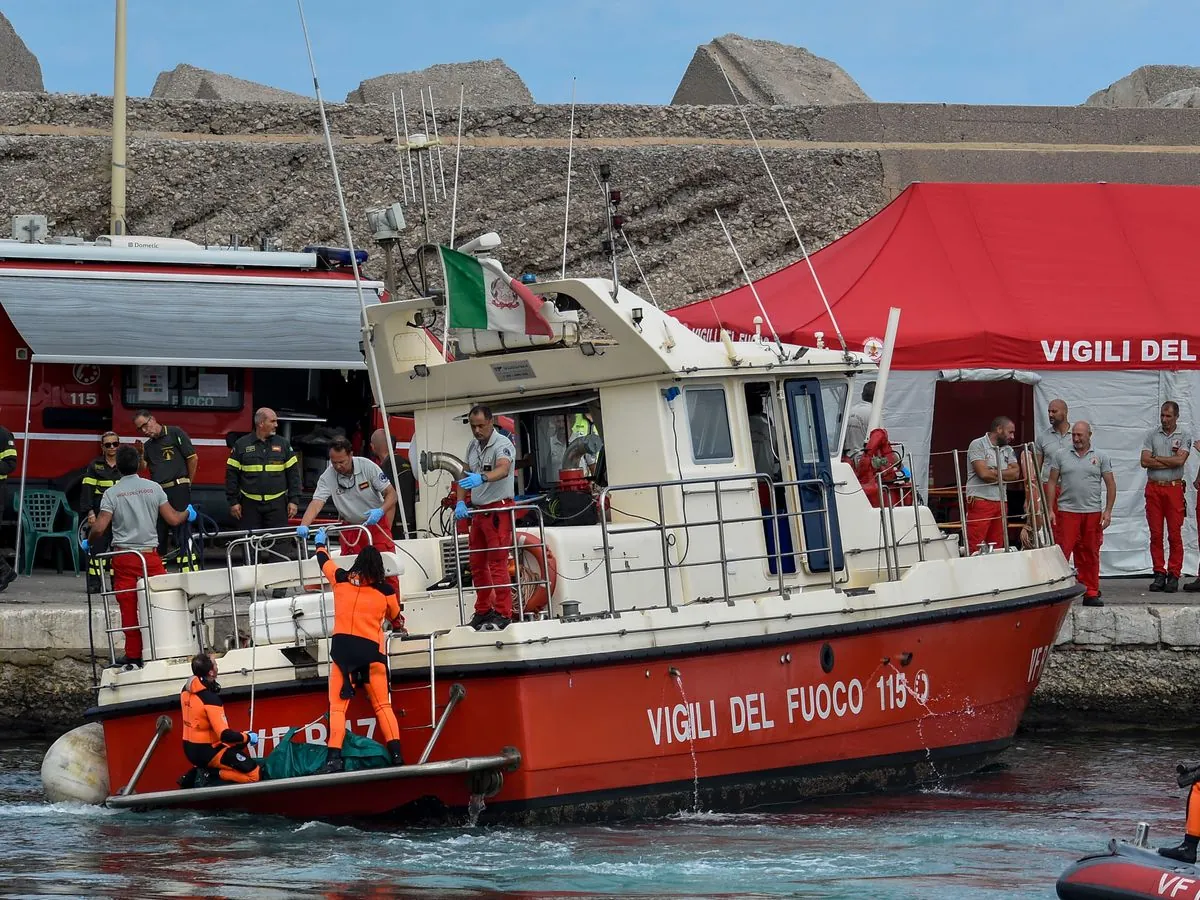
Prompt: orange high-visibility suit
<box><xmin>318</xmin><ymin>545</ymin><xmax>404</xmax><ymax>755</ymax></box>
<box><xmin>180</xmin><ymin>675</ymin><xmax>261</xmax><ymax>784</ymax></box>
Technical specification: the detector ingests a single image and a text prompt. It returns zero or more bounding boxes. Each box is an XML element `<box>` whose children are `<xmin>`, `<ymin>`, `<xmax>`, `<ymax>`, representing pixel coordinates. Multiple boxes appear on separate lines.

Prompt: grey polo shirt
<box><xmin>100</xmin><ymin>474</ymin><xmax>167</xmax><ymax>549</ymax></box>
<box><xmin>1051</xmin><ymin>446</ymin><xmax>1112</xmax><ymax>513</ymax></box>
<box><xmin>965</xmin><ymin>435</ymin><xmax>1017</xmax><ymax>501</ymax></box>
<box><xmin>465</xmin><ymin>429</ymin><xmax>516</xmax><ymax>506</ymax></box>
<box><xmin>1143</xmin><ymin>426</ymin><xmax>1192</xmax><ymax>482</ymax></box>
<box><xmin>313</xmin><ymin>457</ymin><xmax>389</xmax><ymax>524</ymax></box>
<box><xmin>843</xmin><ymin>401</ymin><xmax>871</xmax><ymax>455</ymax></box>
<box><xmin>1034</xmin><ymin>427</ymin><xmax>1073</xmax><ymax>483</ymax></box>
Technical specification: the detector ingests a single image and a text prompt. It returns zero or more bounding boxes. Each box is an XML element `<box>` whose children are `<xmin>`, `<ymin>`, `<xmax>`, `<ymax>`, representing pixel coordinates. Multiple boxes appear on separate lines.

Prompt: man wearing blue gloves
<box><xmin>457</xmin><ymin>405</ymin><xmax>517</xmax><ymax>631</ymax></box>
<box><xmin>296</xmin><ymin>437</ymin><xmax>400</xmax><ymax>591</ymax></box>
<box><xmin>83</xmin><ymin>445</ymin><xmax>196</xmax><ymax>668</ymax></box>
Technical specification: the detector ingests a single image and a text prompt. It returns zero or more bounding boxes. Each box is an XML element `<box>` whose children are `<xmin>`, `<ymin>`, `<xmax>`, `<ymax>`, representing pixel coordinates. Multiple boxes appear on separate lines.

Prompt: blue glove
<box><xmin>247</xmin><ymin>732</ymin><xmax>259</xmax><ymax>746</ymax></box>
<box><xmin>458</xmin><ymin>471</ymin><xmax>484</xmax><ymax>490</ymax></box>
<box><xmin>314</xmin><ymin>527</ymin><xmax>328</xmax><ymax>546</ymax></box>
<box><xmin>185</xmin><ymin>504</ymin><xmax>198</xmax><ymax>523</ymax></box>
<box><xmin>80</xmin><ymin>538</ymin><xmax>90</xmax><ymax>553</ymax></box>
<box><xmin>364</xmin><ymin>508</ymin><xmax>384</xmax><ymax>526</ymax></box>
<box><xmin>296</xmin><ymin>524</ymin><xmax>309</xmax><ymax>540</ymax></box>
<box><xmin>454</xmin><ymin>500</ymin><xmax>470</xmax><ymax>520</ymax></box>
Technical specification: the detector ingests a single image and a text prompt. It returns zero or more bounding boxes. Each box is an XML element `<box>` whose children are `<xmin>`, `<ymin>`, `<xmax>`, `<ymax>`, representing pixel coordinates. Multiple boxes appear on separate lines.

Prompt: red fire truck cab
<box><xmin>0</xmin><ymin>233</ymin><xmax>412</xmax><ymax>526</ymax></box>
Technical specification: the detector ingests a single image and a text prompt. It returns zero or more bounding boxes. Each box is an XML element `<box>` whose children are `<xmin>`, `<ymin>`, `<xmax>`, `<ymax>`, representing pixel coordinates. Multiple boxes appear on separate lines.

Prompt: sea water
<box><xmin>0</xmin><ymin>731</ymin><xmax>1191</xmax><ymax>899</ymax></box>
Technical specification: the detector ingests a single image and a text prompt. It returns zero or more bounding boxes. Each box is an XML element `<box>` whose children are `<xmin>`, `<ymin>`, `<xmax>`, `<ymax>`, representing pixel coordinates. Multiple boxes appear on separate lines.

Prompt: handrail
<box><xmin>90</xmin><ymin>547</ymin><xmax>154</xmax><ymax>665</ymax></box>
<box><xmin>597</xmin><ymin>472</ymin><xmax>839</xmax><ymax>612</ymax></box>
<box><xmin>450</xmin><ymin>503</ymin><xmax>551</xmax><ymax>626</ymax></box>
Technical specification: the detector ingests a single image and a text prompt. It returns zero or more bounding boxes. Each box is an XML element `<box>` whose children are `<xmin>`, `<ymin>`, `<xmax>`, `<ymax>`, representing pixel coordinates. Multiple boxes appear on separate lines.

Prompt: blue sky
<box><xmin>4</xmin><ymin>1</ymin><xmax>1195</xmax><ymax>105</ymax></box>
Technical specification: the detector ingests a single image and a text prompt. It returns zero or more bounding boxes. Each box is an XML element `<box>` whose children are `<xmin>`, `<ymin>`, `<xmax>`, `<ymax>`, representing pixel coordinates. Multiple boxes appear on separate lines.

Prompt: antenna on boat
<box><xmin>561</xmin><ymin>76</ymin><xmax>576</xmax><ymax>279</ymax></box>
<box><xmin>418</xmin><ymin>89</ymin><xmax>438</xmax><ymax>201</ymax></box>
<box><xmin>596</xmin><ymin>163</ymin><xmax>624</xmax><ymax>301</ymax></box>
<box><xmin>715</xmin><ymin>58</ymin><xmax>849</xmax><ymax>358</ymax></box>
<box><xmin>390</xmin><ymin>93</ymin><xmax>408</xmax><ymax>204</ymax></box>
<box><xmin>715</xmin><ymin>208</ymin><xmax>785</xmax><ymax>362</ymax></box>
<box><xmin>398</xmin><ymin>90</ymin><xmax>417</xmax><ymax>202</ymax></box>
<box><xmin>296</xmin><ymin>0</ymin><xmax>410</xmax><ymax>538</ymax></box>
<box><xmin>449</xmin><ymin>83</ymin><xmax>465</xmax><ymax>248</ymax></box>
<box><xmin>428</xmin><ymin>87</ymin><xmax>449</xmax><ymax>201</ymax></box>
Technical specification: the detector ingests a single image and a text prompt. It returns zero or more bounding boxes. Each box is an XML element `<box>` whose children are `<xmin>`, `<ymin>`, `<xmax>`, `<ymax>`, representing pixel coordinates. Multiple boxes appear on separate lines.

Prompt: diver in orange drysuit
<box><xmin>316</xmin><ymin>531</ymin><xmax>405</xmax><ymax>773</ymax></box>
<box><xmin>1161</xmin><ymin>765</ymin><xmax>1200</xmax><ymax>863</ymax></box>
<box><xmin>180</xmin><ymin>652</ymin><xmax>261</xmax><ymax>784</ymax></box>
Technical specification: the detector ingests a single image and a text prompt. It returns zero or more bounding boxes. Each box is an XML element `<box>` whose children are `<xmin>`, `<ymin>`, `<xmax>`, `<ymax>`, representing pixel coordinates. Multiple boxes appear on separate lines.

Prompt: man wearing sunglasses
<box><xmin>79</xmin><ymin>432</ymin><xmax>122</xmax><ymax>593</ymax></box>
<box><xmin>132</xmin><ymin>410</ymin><xmax>199</xmax><ymax>571</ymax></box>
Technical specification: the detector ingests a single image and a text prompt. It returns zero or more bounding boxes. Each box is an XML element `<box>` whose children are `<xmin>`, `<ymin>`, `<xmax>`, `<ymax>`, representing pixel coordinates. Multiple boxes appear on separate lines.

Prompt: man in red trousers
<box><xmin>964</xmin><ymin>417</ymin><xmax>1021</xmax><ymax>554</ymax></box>
<box><xmin>1047</xmin><ymin>421</ymin><xmax>1116</xmax><ymax>607</ymax></box>
<box><xmin>1141</xmin><ymin>401</ymin><xmax>1190</xmax><ymax>593</ymax></box>
<box><xmin>82</xmin><ymin>445</ymin><xmax>195</xmax><ymax>667</ymax></box>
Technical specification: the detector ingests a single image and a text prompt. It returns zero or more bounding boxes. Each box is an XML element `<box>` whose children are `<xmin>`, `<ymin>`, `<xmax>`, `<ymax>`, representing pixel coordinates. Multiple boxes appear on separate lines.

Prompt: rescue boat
<box><xmin>1057</xmin><ymin>830</ymin><xmax>1199</xmax><ymax>900</ymax></box>
<box><xmin>44</xmin><ymin>218</ymin><xmax>1080</xmax><ymax>822</ymax></box>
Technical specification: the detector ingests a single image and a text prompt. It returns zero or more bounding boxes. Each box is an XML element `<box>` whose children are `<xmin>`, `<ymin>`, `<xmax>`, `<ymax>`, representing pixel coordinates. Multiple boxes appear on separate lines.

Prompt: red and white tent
<box><xmin>673</xmin><ymin>182</ymin><xmax>1200</xmax><ymax>574</ymax></box>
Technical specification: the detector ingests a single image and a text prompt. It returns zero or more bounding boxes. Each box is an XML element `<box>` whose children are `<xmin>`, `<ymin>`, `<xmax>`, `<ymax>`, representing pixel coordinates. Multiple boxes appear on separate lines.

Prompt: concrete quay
<box><xmin>0</xmin><ymin>572</ymin><xmax>1194</xmax><ymax>736</ymax></box>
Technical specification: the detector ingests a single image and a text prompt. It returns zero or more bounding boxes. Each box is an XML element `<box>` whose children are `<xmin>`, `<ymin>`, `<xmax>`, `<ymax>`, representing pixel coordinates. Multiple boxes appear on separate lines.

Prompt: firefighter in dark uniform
<box><xmin>0</xmin><ymin>422</ymin><xmax>17</xmax><ymax>591</ymax></box>
<box><xmin>133</xmin><ymin>409</ymin><xmax>199</xmax><ymax>571</ymax></box>
<box><xmin>226</xmin><ymin>407</ymin><xmax>301</xmax><ymax>532</ymax></box>
<box><xmin>79</xmin><ymin>431</ymin><xmax>121</xmax><ymax>593</ymax></box>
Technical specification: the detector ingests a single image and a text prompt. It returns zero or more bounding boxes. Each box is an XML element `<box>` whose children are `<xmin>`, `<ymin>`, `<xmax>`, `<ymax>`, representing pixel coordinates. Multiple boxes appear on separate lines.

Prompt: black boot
<box><xmin>1166</xmin><ymin>575</ymin><xmax>1180</xmax><ymax>593</ymax></box>
<box><xmin>1159</xmin><ymin>834</ymin><xmax>1199</xmax><ymax>864</ymax></box>
<box><xmin>323</xmin><ymin>747</ymin><xmax>344</xmax><ymax>774</ymax></box>
<box><xmin>1150</xmin><ymin>573</ymin><xmax>1168</xmax><ymax>592</ymax></box>
<box><xmin>387</xmin><ymin>739</ymin><xmax>404</xmax><ymax>767</ymax></box>
<box><xmin>0</xmin><ymin>557</ymin><xmax>15</xmax><ymax>592</ymax></box>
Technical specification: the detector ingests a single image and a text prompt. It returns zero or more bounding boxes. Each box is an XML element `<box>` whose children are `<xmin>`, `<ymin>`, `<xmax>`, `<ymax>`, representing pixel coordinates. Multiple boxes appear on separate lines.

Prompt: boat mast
<box><xmin>110</xmin><ymin>0</ymin><xmax>128</xmax><ymax>235</ymax></box>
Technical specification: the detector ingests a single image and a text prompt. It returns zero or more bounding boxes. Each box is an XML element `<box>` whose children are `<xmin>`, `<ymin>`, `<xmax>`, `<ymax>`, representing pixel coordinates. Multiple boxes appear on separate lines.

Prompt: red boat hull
<box><xmin>96</xmin><ymin>588</ymin><xmax>1074</xmax><ymax>819</ymax></box>
<box><xmin>1057</xmin><ymin>841</ymin><xmax>1199</xmax><ymax>899</ymax></box>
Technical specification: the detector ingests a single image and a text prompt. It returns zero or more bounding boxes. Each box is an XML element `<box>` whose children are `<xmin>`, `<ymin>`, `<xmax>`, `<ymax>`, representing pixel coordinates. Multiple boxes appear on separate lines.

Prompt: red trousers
<box><xmin>1146</xmin><ymin>481</ymin><xmax>1185</xmax><ymax>577</ymax></box>
<box><xmin>469</xmin><ymin>501</ymin><xmax>514</xmax><ymax>616</ymax></box>
<box><xmin>339</xmin><ymin>523</ymin><xmax>399</xmax><ymax>594</ymax></box>
<box><xmin>1057</xmin><ymin>511</ymin><xmax>1102</xmax><ymax>599</ymax></box>
<box><xmin>111</xmin><ymin>549</ymin><xmax>166</xmax><ymax>660</ymax></box>
<box><xmin>966</xmin><ymin>497</ymin><xmax>1005</xmax><ymax>554</ymax></box>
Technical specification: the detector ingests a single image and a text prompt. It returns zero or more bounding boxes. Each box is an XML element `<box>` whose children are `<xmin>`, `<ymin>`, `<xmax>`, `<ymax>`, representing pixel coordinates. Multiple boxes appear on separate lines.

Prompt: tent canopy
<box><xmin>0</xmin><ymin>271</ymin><xmax>379</xmax><ymax>369</ymax></box>
<box><xmin>672</xmin><ymin>182</ymin><xmax>1200</xmax><ymax>370</ymax></box>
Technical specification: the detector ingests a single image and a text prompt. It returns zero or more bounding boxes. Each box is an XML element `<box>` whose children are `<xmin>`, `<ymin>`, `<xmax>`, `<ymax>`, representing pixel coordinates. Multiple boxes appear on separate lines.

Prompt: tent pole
<box><xmin>13</xmin><ymin>362</ymin><xmax>34</xmax><ymax>578</ymax></box>
<box><xmin>867</xmin><ymin>308</ymin><xmax>902</xmax><ymax>435</ymax></box>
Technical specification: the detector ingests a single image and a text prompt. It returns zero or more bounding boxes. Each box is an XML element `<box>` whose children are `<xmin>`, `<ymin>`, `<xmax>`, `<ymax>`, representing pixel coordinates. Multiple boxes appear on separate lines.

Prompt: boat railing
<box><xmin>89</xmin><ymin>547</ymin><xmax>157</xmax><ymax>670</ymax></box>
<box><xmin>596</xmin><ymin>473</ymin><xmax>837</xmax><ymax>612</ymax></box>
<box><xmin>450</xmin><ymin>503</ymin><xmax>551</xmax><ymax>626</ymax></box>
<box><xmin>926</xmin><ymin>441</ymin><xmax>1052</xmax><ymax>557</ymax></box>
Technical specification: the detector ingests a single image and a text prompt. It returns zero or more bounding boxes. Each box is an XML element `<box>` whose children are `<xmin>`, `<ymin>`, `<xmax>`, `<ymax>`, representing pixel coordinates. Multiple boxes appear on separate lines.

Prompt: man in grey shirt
<box><xmin>82</xmin><ymin>446</ymin><xmax>194</xmax><ymax>667</ymax></box>
<box><xmin>297</xmin><ymin>436</ymin><xmax>399</xmax><ymax>590</ymax></box>
<box><xmin>1046</xmin><ymin>421</ymin><xmax>1115</xmax><ymax>607</ymax></box>
<box><xmin>842</xmin><ymin>382</ymin><xmax>875</xmax><ymax>459</ymax></box>
<box><xmin>964</xmin><ymin>416</ymin><xmax>1021</xmax><ymax>554</ymax></box>
<box><xmin>1141</xmin><ymin>400</ymin><xmax>1191</xmax><ymax>592</ymax></box>
<box><xmin>455</xmin><ymin>404</ymin><xmax>517</xmax><ymax>631</ymax></box>
<box><xmin>1033</xmin><ymin>399</ymin><xmax>1072</xmax><ymax>541</ymax></box>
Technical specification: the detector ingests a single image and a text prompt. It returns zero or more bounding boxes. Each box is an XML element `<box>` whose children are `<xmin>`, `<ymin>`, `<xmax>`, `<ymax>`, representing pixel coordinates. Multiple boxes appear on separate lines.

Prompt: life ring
<box><xmin>510</xmin><ymin>531</ymin><xmax>558</xmax><ymax>614</ymax></box>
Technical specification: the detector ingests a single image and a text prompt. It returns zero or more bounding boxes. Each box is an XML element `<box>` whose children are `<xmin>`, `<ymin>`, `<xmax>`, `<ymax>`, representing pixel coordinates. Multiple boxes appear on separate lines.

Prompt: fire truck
<box><xmin>0</xmin><ymin>224</ymin><xmax>413</xmax><ymax>526</ymax></box>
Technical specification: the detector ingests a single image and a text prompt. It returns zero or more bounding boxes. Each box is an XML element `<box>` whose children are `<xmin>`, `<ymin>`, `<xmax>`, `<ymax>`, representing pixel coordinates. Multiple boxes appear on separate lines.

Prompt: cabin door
<box><xmin>783</xmin><ymin>378</ymin><xmax>844</xmax><ymax>573</ymax></box>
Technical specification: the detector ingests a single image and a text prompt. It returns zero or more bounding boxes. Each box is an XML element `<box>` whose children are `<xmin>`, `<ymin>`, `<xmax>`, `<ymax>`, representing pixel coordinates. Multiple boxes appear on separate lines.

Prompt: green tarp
<box><xmin>262</xmin><ymin>725</ymin><xmax>391</xmax><ymax>780</ymax></box>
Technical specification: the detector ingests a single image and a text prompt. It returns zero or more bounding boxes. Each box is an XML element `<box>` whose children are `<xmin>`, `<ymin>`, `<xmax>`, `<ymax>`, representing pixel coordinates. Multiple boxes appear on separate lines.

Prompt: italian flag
<box><xmin>439</xmin><ymin>246</ymin><xmax>555</xmax><ymax>337</ymax></box>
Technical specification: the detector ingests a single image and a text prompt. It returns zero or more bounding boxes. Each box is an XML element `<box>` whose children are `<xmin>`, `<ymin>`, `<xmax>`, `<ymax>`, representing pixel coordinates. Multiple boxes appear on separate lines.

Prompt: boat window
<box><xmin>685</xmin><ymin>387</ymin><xmax>734</xmax><ymax>463</ymax></box>
<box><xmin>820</xmin><ymin>379</ymin><xmax>850</xmax><ymax>458</ymax></box>
<box><xmin>790</xmin><ymin>391</ymin><xmax>822</xmax><ymax>466</ymax></box>
<box><xmin>534</xmin><ymin>413</ymin><xmax>572</xmax><ymax>484</ymax></box>
<box><xmin>122</xmin><ymin>366</ymin><xmax>244</xmax><ymax>412</ymax></box>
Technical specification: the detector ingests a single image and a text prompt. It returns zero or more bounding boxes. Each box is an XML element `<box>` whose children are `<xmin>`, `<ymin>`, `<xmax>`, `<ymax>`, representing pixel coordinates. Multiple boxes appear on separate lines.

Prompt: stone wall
<box><xmin>3</xmin><ymin>94</ymin><xmax>1200</xmax><ymax>312</ymax></box>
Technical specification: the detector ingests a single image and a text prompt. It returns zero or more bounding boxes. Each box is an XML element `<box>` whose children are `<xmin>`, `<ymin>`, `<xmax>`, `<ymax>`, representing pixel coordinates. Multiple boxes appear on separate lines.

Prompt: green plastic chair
<box><xmin>14</xmin><ymin>489</ymin><xmax>80</xmax><ymax>575</ymax></box>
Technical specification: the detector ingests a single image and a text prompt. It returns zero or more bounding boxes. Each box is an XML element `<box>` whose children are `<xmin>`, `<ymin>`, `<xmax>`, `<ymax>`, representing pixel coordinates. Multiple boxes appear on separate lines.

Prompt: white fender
<box><xmin>41</xmin><ymin>722</ymin><xmax>109</xmax><ymax>805</ymax></box>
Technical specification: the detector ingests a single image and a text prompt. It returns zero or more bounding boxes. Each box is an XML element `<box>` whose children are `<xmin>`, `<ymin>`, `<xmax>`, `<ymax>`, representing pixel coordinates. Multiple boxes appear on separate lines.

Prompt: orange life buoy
<box><xmin>510</xmin><ymin>531</ymin><xmax>558</xmax><ymax>614</ymax></box>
